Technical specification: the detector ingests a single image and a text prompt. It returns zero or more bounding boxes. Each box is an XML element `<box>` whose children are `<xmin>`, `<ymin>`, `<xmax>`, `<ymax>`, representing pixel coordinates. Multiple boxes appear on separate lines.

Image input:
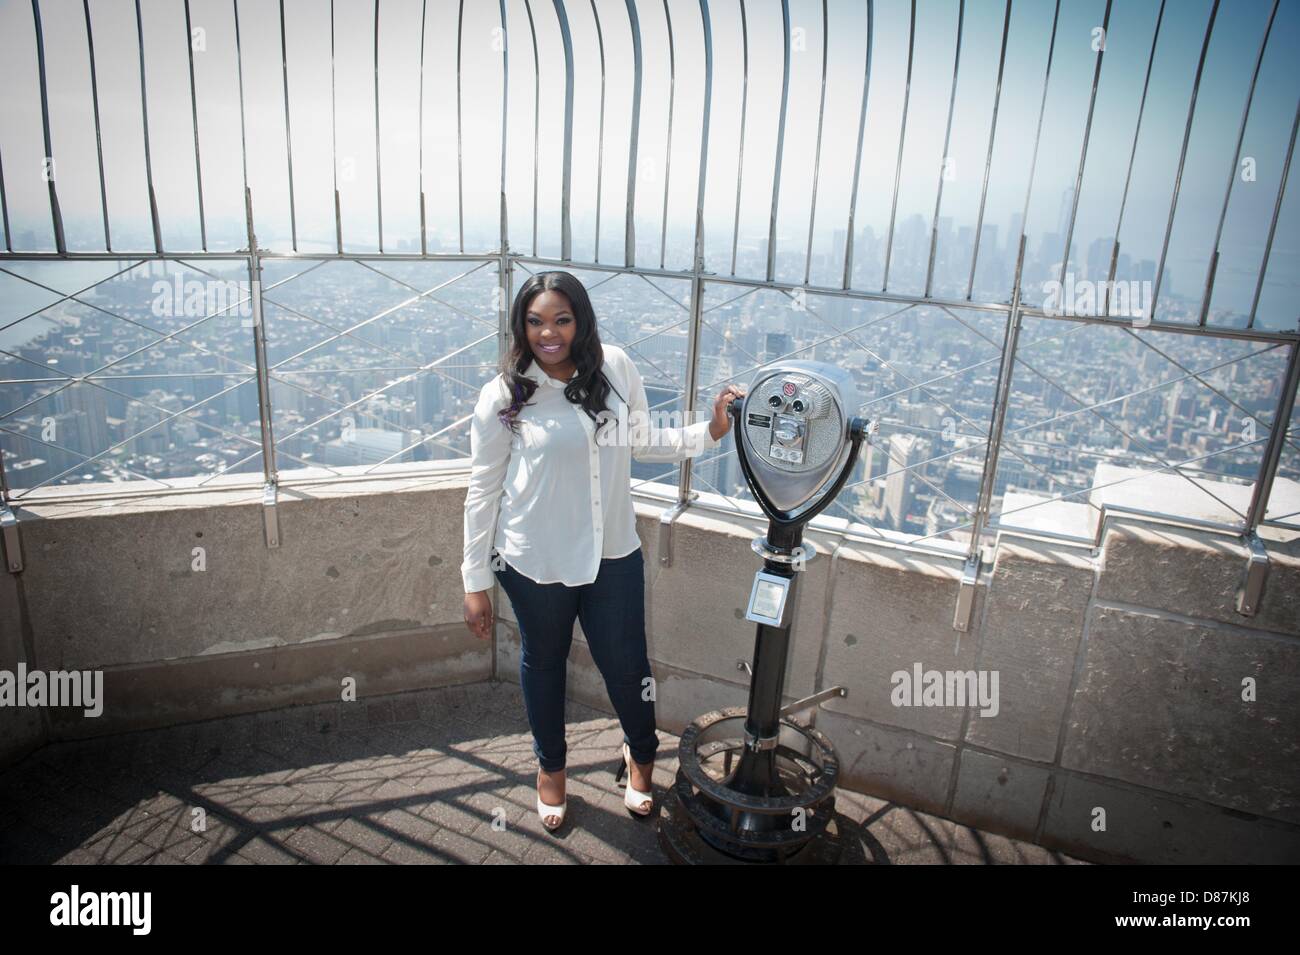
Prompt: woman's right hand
<box><xmin>464</xmin><ymin>591</ymin><xmax>494</xmax><ymax>641</ymax></box>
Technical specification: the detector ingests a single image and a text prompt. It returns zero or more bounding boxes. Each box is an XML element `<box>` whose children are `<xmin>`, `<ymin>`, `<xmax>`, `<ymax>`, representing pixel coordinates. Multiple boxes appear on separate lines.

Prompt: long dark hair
<box><xmin>496</xmin><ymin>271</ymin><xmax>621</xmax><ymax>438</ymax></box>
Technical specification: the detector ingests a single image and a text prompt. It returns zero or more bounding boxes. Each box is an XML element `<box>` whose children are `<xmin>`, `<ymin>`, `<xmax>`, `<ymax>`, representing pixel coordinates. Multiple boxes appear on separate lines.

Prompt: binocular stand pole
<box><xmin>658</xmin><ymin>412</ymin><xmax>873</xmax><ymax>864</ymax></box>
<box><xmin>658</xmin><ymin>517</ymin><xmax>857</xmax><ymax>864</ymax></box>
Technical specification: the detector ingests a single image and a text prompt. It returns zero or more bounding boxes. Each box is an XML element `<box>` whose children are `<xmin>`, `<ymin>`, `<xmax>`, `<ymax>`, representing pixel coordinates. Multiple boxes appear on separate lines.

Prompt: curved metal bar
<box><xmin>183</xmin><ymin>0</ymin><xmax>207</xmax><ymax>251</ymax></box>
<box><xmin>693</xmin><ymin>0</ymin><xmax>713</xmax><ymax>267</ymax></box>
<box><xmin>1201</xmin><ymin>0</ymin><xmax>1279</xmax><ymax>326</ymax></box>
<box><xmin>525</xmin><ymin>0</ymin><xmax>540</xmax><ymax>256</ymax></box>
<box><xmin>329</xmin><ymin>0</ymin><xmax>341</xmax><ymax>252</ymax></box>
<box><xmin>81</xmin><ymin>0</ymin><xmax>112</xmax><ymax>251</ymax></box>
<box><xmin>802</xmin><ymin>0</ymin><xmax>830</xmax><ymax>287</ymax></box>
<box><xmin>1150</xmin><ymin>0</ymin><xmax>1220</xmax><ymax>320</ymax></box>
<box><xmin>374</xmin><ymin>0</ymin><xmax>383</xmax><ymax>253</ymax></box>
<box><xmin>589</xmin><ymin>0</ymin><xmax>606</xmax><ymax>261</ymax></box>
<box><xmin>232</xmin><ymin>0</ymin><xmax>251</xmax><ymax>215</ymax></box>
<box><xmin>279</xmin><ymin>0</ymin><xmax>297</xmax><ymax>252</ymax></box>
<box><xmin>623</xmin><ymin>0</ymin><xmax>643</xmax><ymax>267</ymax></box>
<box><xmin>497</xmin><ymin>0</ymin><xmax>507</xmax><ymax>254</ymax></box>
<box><xmin>0</xmin><ymin>148</ymin><xmax>11</xmax><ymax>252</ymax></box>
<box><xmin>133</xmin><ymin>0</ymin><xmax>162</xmax><ymax>253</ymax></box>
<box><xmin>766</xmin><ymin>0</ymin><xmax>792</xmax><ymax>282</ymax></box>
<box><xmin>966</xmin><ymin>0</ymin><xmax>1011</xmax><ymax>300</ymax></box>
<box><xmin>31</xmin><ymin>1</ymin><xmax>66</xmax><ymax>254</ymax></box>
<box><xmin>677</xmin><ymin>0</ymin><xmax>714</xmax><ymax>506</ymax></box>
<box><xmin>659</xmin><ymin>0</ymin><xmax>677</xmax><ymax>270</ymax></box>
<box><xmin>1249</xmin><ymin>98</ymin><xmax>1300</xmax><ymax>329</ymax></box>
<box><xmin>552</xmin><ymin>0</ymin><xmax>575</xmax><ymax>261</ymax></box>
<box><xmin>925</xmin><ymin>0</ymin><xmax>964</xmax><ymax>298</ymax></box>
<box><xmin>1015</xmin><ymin>0</ymin><xmax>1060</xmax><ymax>260</ymax></box>
<box><xmin>454</xmin><ymin>0</ymin><xmax>467</xmax><ymax>252</ymax></box>
<box><xmin>419</xmin><ymin>0</ymin><xmax>428</xmax><ymax>255</ymax></box>
<box><xmin>1056</xmin><ymin>0</ymin><xmax>1113</xmax><ymax>290</ymax></box>
<box><xmin>881</xmin><ymin>0</ymin><xmax>915</xmax><ymax>292</ymax></box>
<box><xmin>730</xmin><ymin>0</ymin><xmax>750</xmax><ymax>277</ymax></box>
<box><xmin>1104</xmin><ymin>0</ymin><xmax>1164</xmax><ymax>317</ymax></box>
<box><xmin>842</xmin><ymin>0</ymin><xmax>873</xmax><ymax>290</ymax></box>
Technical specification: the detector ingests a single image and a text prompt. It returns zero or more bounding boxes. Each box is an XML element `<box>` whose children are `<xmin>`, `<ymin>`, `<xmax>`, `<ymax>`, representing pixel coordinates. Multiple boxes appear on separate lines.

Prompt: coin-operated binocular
<box><xmin>660</xmin><ymin>361</ymin><xmax>876</xmax><ymax>865</ymax></box>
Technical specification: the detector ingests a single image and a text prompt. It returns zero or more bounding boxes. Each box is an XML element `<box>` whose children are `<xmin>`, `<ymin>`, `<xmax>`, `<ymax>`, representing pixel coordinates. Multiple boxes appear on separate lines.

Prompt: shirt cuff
<box><xmin>463</xmin><ymin>566</ymin><xmax>497</xmax><ymax>594</ymax></box>
<box><xmin>686</xmin><ymin>418</ymin><xmax>721</xmax><ymax>454</ymax></box>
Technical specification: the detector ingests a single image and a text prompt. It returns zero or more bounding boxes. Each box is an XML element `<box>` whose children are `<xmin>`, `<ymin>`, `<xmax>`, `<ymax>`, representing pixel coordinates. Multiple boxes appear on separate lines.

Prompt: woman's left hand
<box><xmin>708</xmin><ymin>384</ymin><xmax>747</xmax><ymax>441</ymax></box>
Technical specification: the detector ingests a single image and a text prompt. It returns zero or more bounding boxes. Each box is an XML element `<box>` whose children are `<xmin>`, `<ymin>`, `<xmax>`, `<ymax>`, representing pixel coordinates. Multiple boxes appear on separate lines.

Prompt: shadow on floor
<box><xmin>0</xmin><ymin>681</ymin><xmax>1087</xmax><ymax>865</ymax></box>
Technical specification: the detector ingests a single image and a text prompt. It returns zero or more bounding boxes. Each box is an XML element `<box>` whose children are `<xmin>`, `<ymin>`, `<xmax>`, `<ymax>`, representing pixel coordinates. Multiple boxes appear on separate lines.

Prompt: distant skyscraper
<box><xmin>1057</xmin><ymin>186</ymin><xmax>1075</xmax><ymax>238</ymax></box>
<box><xmin>981</xmin><ymin>224</ymin><xmax>999</xmax><ymax>259</ymax></box>
<box><xmin>900</xmin><ymin>213</ymin><xmax>928</xmax><ymax>270</ymax></box>
<box><xmin>936</xmin><ymin>216</ymin><xmax>953</xmax><ymax>246</ymax></box>
<box><xmin>1007</xmin><ymin>214</ymin><xmax>1024</xmax><ymax>252</ymax></box>
<box><xmin>1087</xmin><ymin>237</ymin><xmax>1114</xmax><ymax>280</ymax></box>
<box><xmin>319</xmin><ymin>428</ymin><xmax>406</xmax><ymax>467</ymax></box>
<box><xmin>956</xmin><ymin>225</ymin><xmax>974</xmax><ymax>264</ymax></box>
<box><xmin>763</xmin><ymin>332</ymin><xmax>789</xmax><ymax>365</ymax></box>
<box><xmin>56</xmin><ymin>385</ymin><xmax>111</xmax><ymax>456</ymax></box>
<box><xmin>417</xmin><ymin>374</ymin><xmax>443</xmax><ymax>426</ymax></box>
<box><xmin>884</xmin><ymin>432</ymin><xmax>921</xmax><ymax>531</ymax></box>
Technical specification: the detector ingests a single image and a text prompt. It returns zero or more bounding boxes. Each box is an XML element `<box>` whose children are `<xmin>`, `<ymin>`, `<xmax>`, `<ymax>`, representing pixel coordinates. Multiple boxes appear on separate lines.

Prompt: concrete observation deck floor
<box><xmin>0</xmin><ymin>681</ymin><xmax>1088</xmax><ymax>865</ymax></box>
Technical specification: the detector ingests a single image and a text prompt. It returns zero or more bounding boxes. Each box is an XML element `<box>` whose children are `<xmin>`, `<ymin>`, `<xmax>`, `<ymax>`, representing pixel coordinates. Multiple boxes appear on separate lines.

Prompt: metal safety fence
<box><xmin>1</xmin><ymin>0</ymin><xmax>1297</xmax><ymax>624</ymax></box>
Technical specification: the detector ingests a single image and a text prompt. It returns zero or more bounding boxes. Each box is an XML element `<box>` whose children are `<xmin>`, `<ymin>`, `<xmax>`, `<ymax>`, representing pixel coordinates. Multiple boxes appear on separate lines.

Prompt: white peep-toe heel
<box><xmin>614</xmin><ymin>742</ymin><xmax>654</xmax><ymax>816</ymax></box>
<box><xmin>536</xmin><ymin>769</ymin><xmax>567</xmax><ymax>831</ymax></box>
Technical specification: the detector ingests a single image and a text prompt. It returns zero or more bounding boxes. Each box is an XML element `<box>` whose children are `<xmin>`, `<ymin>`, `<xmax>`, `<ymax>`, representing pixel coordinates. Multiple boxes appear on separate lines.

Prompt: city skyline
<box><xmin>2</xmin><ymin>0</ymin><xmax>1298</xmax><ymax>544</ymax></box>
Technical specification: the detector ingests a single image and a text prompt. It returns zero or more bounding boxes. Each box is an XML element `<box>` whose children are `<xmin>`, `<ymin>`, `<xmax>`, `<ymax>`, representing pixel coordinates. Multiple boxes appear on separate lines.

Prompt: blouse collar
<box><xmin>524</xmin><ymin>357</ymin><xmax>580</xmax><ymax>389</ymax></box>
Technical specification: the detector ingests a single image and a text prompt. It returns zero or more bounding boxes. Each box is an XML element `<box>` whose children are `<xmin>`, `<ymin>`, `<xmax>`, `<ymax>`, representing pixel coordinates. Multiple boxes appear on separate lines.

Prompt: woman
<box><xmin>460</xmin><ymin>270</ymin><xmax>744</xmax><ymax>832</ymax></box>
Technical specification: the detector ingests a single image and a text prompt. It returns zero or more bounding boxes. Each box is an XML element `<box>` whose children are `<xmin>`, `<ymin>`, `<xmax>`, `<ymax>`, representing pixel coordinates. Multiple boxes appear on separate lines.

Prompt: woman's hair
<box><xmin>496</xmin><ymin>271</ymin><xmax>621</xmax><ymax>437</ymax></box>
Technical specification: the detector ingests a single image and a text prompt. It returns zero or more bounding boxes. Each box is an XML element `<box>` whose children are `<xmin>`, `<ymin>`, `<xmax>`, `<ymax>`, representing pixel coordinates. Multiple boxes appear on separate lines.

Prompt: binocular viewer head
<box><xmin>728</xmin><ymin>360</ymin><xmax>872</xmax><ymax>523</ymax></box>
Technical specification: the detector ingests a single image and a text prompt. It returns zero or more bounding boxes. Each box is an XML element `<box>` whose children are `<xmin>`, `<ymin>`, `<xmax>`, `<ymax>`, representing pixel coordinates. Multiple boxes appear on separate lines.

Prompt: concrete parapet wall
<box><xmin>1</xmin><ymin>472</ymin><xmax>489</xmax><ymax>751</ymax></box>
<box><xmin>3</xmin><ymin>474</ymin><xmax>1297</xmax><ymax>863</ymax></box>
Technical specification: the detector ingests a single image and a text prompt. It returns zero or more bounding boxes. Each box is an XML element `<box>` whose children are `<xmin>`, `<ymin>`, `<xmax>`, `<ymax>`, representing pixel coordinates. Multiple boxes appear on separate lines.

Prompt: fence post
<box><xmin>955</xmin><ymin>234</ymin><xmax>1028</xmax><ymax>631</ymax></box>
<box><xmin>244</xmin><ymin>188</ymin><xmax>280</xmax><ymax>548</ymax></box>
<box><xmin>1236</xmin><ymin>338</ymin><xmax>1300</xmax><ymax>615</ymax></box>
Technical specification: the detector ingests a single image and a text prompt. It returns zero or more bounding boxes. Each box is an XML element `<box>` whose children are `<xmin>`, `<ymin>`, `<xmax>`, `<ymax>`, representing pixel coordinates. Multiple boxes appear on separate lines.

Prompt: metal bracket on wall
<box><xmin>1235</xmin><ymin>533</ymin><xmax>1269</xmax><ymax>616</ymax></box>
<box><xmin>780</xmin><ymin>685</ymin><xmax>847</xmax><ymax>718</ymax></box>
<box><xmin>1</xmin><ymin>499</ymin><xmax>21</xmax><ymax>573</ymax></box>
<box><xmin>953</xmin><ymin>552</ymin><xmax>981</xmax><ymax>632</ymax></box>
<box><xmin>262</xmin><ymin>482</ymin><xmax>281</xmax><ymax>549</ymax></box>
<box><xmin>657</xmin><ymin>492</ymin><xmax>699</xmax><ymax>567</ymax></box>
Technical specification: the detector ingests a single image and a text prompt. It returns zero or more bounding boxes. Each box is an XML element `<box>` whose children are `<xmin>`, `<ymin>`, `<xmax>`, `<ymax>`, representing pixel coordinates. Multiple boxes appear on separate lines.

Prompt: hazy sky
<box><xmin>1</xmin><ymin>0</ymin><xmax>1296</xmax><ymax>326</ymax></box>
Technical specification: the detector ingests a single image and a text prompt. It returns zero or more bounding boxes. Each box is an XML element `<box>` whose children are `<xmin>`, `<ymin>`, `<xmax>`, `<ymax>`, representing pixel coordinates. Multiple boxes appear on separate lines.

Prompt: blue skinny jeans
<box><xmin>493</xmin><ymin>547</ymin><xmax>658</xmax><ymax>772</ymax></box>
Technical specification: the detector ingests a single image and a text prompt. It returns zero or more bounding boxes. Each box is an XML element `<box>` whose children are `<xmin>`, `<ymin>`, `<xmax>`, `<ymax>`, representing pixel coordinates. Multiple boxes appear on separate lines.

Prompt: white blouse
<box><xmin>461</xmin><ymin>343</ymin><xmax>720</xmax><ymax>591</ymax></box>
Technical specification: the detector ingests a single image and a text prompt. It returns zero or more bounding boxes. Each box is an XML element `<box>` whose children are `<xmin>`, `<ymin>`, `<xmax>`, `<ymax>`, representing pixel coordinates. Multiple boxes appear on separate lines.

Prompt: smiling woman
<box><xmin>527</xmin><ymin>288</ymin><xmax>576</xmax><ymax>368</ymax></box>
<box><xmin>459</xmin><ymin>269</ymin><xmax>744</xmax><ymax>833</ymax></box>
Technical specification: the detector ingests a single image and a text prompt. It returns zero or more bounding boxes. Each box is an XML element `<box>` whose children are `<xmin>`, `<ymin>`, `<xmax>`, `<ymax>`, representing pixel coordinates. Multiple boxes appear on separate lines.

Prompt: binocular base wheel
<box><xmin>654</xmin><ymin>706</ymin><xmax>867</xmax><ymax>865</ymax></box>
<box><xmin>657</xmin><ymin>787</ymin><xmax>870</xmax><ymax>865</ymax></box>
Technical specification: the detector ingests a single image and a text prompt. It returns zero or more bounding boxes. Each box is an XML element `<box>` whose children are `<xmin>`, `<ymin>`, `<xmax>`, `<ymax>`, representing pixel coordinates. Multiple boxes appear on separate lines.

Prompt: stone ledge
<box><xmin>950</xmin><ymin>748</ymin><xmax>1052</xmax><ymax>843</ymax></box>
<box><xmin>1097</xmin><ymin>517</ymin><xmax>1300</xmax><ymax>637</ymax></box>
<box><xmin>39</xmin><ymin>622</ymin><xmax>489</xmax><ymax>740</ymax></box>
<box><xmin>1061</xmin><ymin>602</ymin><xmax>1300</xmax><ymax>826</ymax></box>
<box><xmin>820</xmin><ymin>542</ymin><xmax>984</xmax><ymax>740</ymax></box>
<box><xmin>15</xmin><ymin>483</ymin><xmax>469</xmax><ymax>670</ymax></box>
<box><xmin>1041</xmin><ymin>770</ymin><xmax>1300</xmax><ymax>864</ymax></box>
<box><xmin>965</xmin><ymin>537</ymin><xmax>1095</xmax><ymax>762</ymax></box>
